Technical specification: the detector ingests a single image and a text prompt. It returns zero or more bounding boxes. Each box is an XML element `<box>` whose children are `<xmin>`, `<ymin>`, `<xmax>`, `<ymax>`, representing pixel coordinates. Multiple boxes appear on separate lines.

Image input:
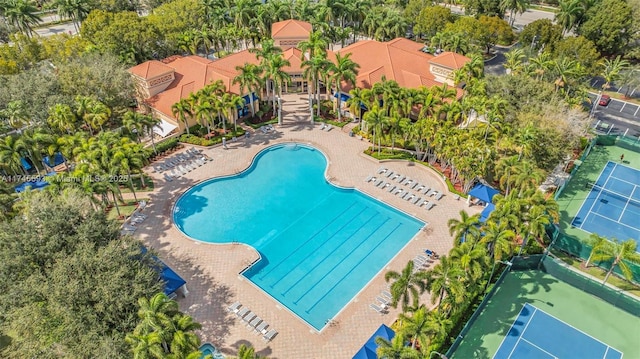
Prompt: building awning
<box><xmin>242</xmin><ymin>93</ymin><xmax>259</xmax><ymax>104</ymax></box>
<box><xmin>153</xmin><ymin>119</ymin><xmax>178</xmax><ymax>138</ymax></box>
<box><xmin>21</xmin><ymin>158</ymin><xmax>32</xmax><ymax>171</ymax></box>
<box><xmin>333</xmin><ymin>92</ymin><xmax>350</xmax><ymax>102</ymax></box>
<box><xmin>43</xmin><ymin>153</ymin><xmax>65</xmax><ymax>167</ymax></box>
<box><xmin>480</xmin><ymin>202</ymin><xmax>496</xmax><ymax>223</ymax></box>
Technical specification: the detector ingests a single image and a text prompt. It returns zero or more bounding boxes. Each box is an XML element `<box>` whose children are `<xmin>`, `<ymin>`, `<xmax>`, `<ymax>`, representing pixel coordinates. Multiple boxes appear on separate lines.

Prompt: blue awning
<box><xmin>21</xmin><ymin>158</ymin><xmax>32</xmax><ymax>171</ymax></box>
<box><xmin>140</xmin><ymin>247</ymin><xmax>186</xmax><ymax>296</ymax></box>
<box><xmin>468</xmin><ymin>183</ymin><xmax>500</xmax><ymax>203</ymax></box>
<box><xmin>353</xmin><ymin>324</ymin><xmax>395</xmax><ymax>359</ymax></box>
<box><xmin>14</xmin><ymin>172</ymin><xmax>55</xmax><ymax>193</ymax></box>
<box><xmin>242</xmin><ymin>93</ymin><xmax>259</xmax><ymax>103</ymax></box>
<box><xmin>480</xmin><ymin>203</ymin><xmax>496</xmax><ymax>223</ymax></box>
<box><xmin>333</xmin><ymin>92</ymin><xmax>350</xmax><ymax>102</ymax></box>
<box><xmin>43</xmin><ymin>153</ymin><xmax>65</xmax><ymax>167</ymax></box>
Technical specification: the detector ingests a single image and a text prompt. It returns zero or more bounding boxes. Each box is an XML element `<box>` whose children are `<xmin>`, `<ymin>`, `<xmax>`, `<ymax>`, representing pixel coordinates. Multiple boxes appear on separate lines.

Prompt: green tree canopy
<box><xmin>414</xmin><ymin>6</ymin><xmax>455</xmax><ymax>40</ymax></box>
<box><xmin>578</xmin><ymin>0</ymin><xmax>633</xmax><ymax>56</ymax></box>
<box><xmin>552</xmin><ymin>35</ymin><xmax>600</xmax><ymax>74</ymax></box>
<box><xmin>0</xmin><ymin>189</ymin><xmax>161</xmax><ymax>358</ymax></box>
<box><xmin>519</xmin><ymin>19</ymin><xmax>563</xmax><ymax>52</ymax></box>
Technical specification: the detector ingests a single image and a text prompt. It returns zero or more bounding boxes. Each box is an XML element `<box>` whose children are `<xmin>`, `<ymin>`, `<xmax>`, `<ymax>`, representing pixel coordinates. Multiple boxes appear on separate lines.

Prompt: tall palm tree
<box><xmin>363</xmin><ymin>107</ymin><xmax>388</xmax><ymax>156</ymax></box>
<box><xmin>48</xmin><ymin>103</ymin><xmax>78</xmax><ymax>134</ymax></box>
<box><xmin>504</xmin><ymin>48</ymin><xmax>526</xmax><ymax>76</ymax></box>
<box><xmin>194</xmin><ymin>97</ymin><xmax>215</xmax><ymax>134</ymax></box>
<box><xmin>0</xmin><ymin>100</ymin><xmax>29</xmax><ymax>130</ymax></box>
<box><xmin>529</xmin><ymin>52</ymin><xmax>553</xmax><ymax>81</ymax></box>
<box><xmin>298</xmin><ymin>30</ymin><xmax>328</xmax><ymax>60</ymax></box>
<box><xmin>250</xmin><ymin>39</ymin><xmax>283</xmax><ymax>100</ymax></box>
<box><xmin>0</xmin><ymin>135</ymin><xmax>27</xmax><ymax>175</ymax></box>
<box><xmin>125</xmin><ymin>332</ymin><xmax>165</xmax><ymax>359</ymax></box>
<box><xmin>585</xmin><ymin>233</ymin><xmax>607</xmax><ymax>268</ymax></box>
<box><xmin>600</xmin><ymin>55</ymin><xmax>630</xmax><ymax>91</ymax></box>
<box><xmin>302</xmin><ymin>53</ymin><xmax>331</xmax><ymax>117</ymax></box>
<box><xmin>449</xmin><ymin>241</ymin><xmax>489</xmax><ymax>283</ymax></box>
<box><xmin>135</xmin><ymin>293</ymin><xmax>180</xmax><ymax>352</ymax></box>
<box><xmin>500</xmin><ymin>0</ymin><xmax>529</xmax><ymax>26</ymax></box>
<box><xmin>172</xmin><ymin>99</ymin><xmax>193</xmax><ymax>135</ymax></box>
<box><xmin>222</xmin><ymin>93</ymin><xmax>245</xmax><ymax>133</ymax></box>
<box><xmin>384</xmin><ymin>261</ymin><xmax>428</xmax><ymax>312</ymax></box>
<box><xmin>480</xmin><ymin>220</ymin><xmax>515</xmax><ymax>262</ymax></box>
<box><xmin>266</xmin><ymin>54</ymin><xmax>291</xmax><ymax>115</ymax></box>
<box><xmin>329</xmin><ymin>53</ymin><xmax>359</xmax><ymax>121</ymax></box>
<box><xmin>555</xmin><ymin>0</ymin><xmax>583</xmax><ymax>35</ymax></box>
<box><xmin>495</xmin><ymin>155</ymin><xmax>520</xmax><ymax>194</ymax></box>
<box><xmin>447</xmin><ymin>210</ymin><xmax>481</xmax><ymax>246</ymax></box>
<box><xmin>2</xmin><ymin>0</ymin><xmax>41</xmax><ymax>37</ymax></box>
<box><xmin>426</xmin><ymin>255</ymin><xmax>465</xmax><ymax>312</ymax></box>
<box><xmin>110</xmin><ymin>140</ymin><xmax>145</xmax><ymax>202</ymax></box>
<box><xmin>591</xmin><ymin>238</ymin><xmax>639</xmax><ymax>284</ymax></box>
<box><xmin>233</xmin><ymin>63</ymin><xmax>263</xmax><ymax>118</ymax></box>
<box><xmin>234</xmin><ymin>344</ymin><xmax>263</xmax><ymax>359</ymax></box>
<box><xmin>53</xmin><ymin>0</ymin><xmax>90</xmax><ymax>33</ymax></box>
<box><xmin>374</xmin><ymin>333</ymin><xmax>420</xmax><ymax>359</ymax></box>
<box><xmin>398</xmin><ymin>306</ymin><xmax>432</xmax><ymax>350</ymax></box>
<box><xmin>167</xmin><ymin>313</ymin><xmax>202</xmax><ymax>358</ymax></box>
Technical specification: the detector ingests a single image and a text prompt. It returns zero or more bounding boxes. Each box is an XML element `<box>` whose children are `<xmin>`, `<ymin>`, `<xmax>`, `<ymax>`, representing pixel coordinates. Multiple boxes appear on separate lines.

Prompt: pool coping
<box><xmin>171</xmin><ymin>141</ymin><xmax>428</xmax><ymax>333</ymax></box>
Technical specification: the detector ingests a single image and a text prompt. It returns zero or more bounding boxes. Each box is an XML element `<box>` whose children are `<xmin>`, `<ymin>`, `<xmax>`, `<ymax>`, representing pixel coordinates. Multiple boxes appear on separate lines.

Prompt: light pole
<box><xmin>430</xmin><ymin>351</ymin><xmax>448</xmax><ymax>359</ymax></box>
<box><xmin>590</xmin><ymin>90</ymin><xmax>602</xmax><ymax>119</ymax></box>
<box><xmin>484</xmin><ymin>260</ymin><xmax>513</xmax><ymax>294</ymax></box>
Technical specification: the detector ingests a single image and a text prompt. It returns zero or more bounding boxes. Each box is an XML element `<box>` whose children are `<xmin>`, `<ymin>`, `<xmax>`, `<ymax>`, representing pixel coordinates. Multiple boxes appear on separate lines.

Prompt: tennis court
<box><xmin>494</xmin><ymin>303</ymin><xmax>623</xmax><ymax>359</ymax></box>
<box><xmin>571</xmin><ymin>161</ymin><xmax>640</xmax><ymax>243</ymax></box>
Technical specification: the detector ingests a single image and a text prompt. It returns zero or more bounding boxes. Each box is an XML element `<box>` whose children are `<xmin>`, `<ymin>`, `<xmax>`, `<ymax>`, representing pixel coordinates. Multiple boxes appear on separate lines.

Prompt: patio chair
<box><xmin>385</xmin><ymin>171</ymin><xmax>395</xmax><ymax>178</ymax></box>
<box><xmin>226</xmin><ymin>301</ymin><xmax>241</xmax><ymax>313</ymax></box>
<box><xmin>413</xmin><ymin>197</ymin><xmax>422</xmax><ymax>205</ymax></box>
<box><xmin>255</xmin><ymin>322</ymin><xmax>269</xmax><ymax>335</ymax></box>
<box><xmin>163</xmin><ymin>173</ymin><xmax>173</xmax><ymax>182</ymax></box>
<box><xmin>406</xmin><ymin>194</ymin><xmax>415</xmax><ymax>201</ymax></box>
<box><xmin>404</xmin><ymin>179</ymin><xmax>413</xmax><ymax>186</ymax></box>
<box><xmin>391</xmin><ymin>174</ymin><xmax>400</xmax><ymax>180</ymax></box>
<box><xmin>425</xmin><ymin>202</ymin><xmax>435</xmax><ymax>211</ymax></box>
<box><xmin>377</xmin><ymin>167</ymin><xmax>387</xmax><ymax>174</ymax></box>
<box><xmin>401</xmin><ymin>192</ymin><xmax>410</xmax><ymax>200</ymax></box>
<box><xmin>420</xmin><ymin>200</ymin><xmax>429</xmax><ymax>208</ymax></box>
<box><xmin>324</xmin><ymin>124</ymin><xmax>333</xmax><ymax>132</ymax></box>
<box><xmin>416</xmin><ymin>185</ymin><xmax>425</xmax><ymax>192</ymax></box>
<box><xmin>395</xmin><ymin>189</ymin><xmax>404</xmax><ymax>196</ymax></box>
<box><xmin>387</xmin><ymin>185</ymin><xmax>396</xmax><ymax>193</ymax></box>
<box><xmin>422</xmin><ymin>187</ymin><xmax>431</xmax><ymax>195</ymax></box>
<box><xmin>235</xmin><ymin>307</ymin><xmax>250</xmax><ymax>318</ymax></box>
<box><xmin>376</xmin><ymin>180</ymin><xmax>385</xmax><ymax>187</ymax></box>
<box><xmin>370</xmin><ymin>303</ymin><xmax>385</xmax><ymax>314</ymax></box>
<box><xmin>435</xmin><ymin>192</ymin><xmax>444</xmax><ymax>200</ymax></box>
<box><xmin>242</xmin><ymin>312</ymin><xmax>256</xmax><ymax>324</ymax></box>
<box><xmin>365</xmin><ymin>175</ymin><xmax>373</xmax><ymax>182</ymax></box>
<box><xmin>262</xmin><ymin>329</ymin><xmax>278</xmax><ymax>342</ymax></box>
<box><xmin>248</xmin><ymin>316</ymin><xmax>262</xmax><ymax>330</ymax></box>
<box><xmin>410</xmin><ymin>182</ymin><xmax>419</xmax><ymax>189</ymax></box>
<box><xmin>381</xmin><ymin>290</ymin><xmax>392</xmax><ymax>299</ymax></box>
<box><xmin>429</xmin><ymin>190</ymin><xmax>438</xmax><ymax>197</ymax></box>
<box><xmin>377</xmin><ymin>296</ymin><xmax>390</xmax><ymax>306</ymax></box>
<box><xmin>319</xmin><ymin>123</ymin><xmax>326</xmax><ymax>130</ymax></box>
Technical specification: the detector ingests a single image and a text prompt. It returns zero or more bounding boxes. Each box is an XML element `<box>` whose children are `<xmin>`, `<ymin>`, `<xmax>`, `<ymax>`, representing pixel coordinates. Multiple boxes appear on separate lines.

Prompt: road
<box><xmin>448</xmin><ymin>5</ymin><xmax>555</xmax><ymax>29</ymax></box>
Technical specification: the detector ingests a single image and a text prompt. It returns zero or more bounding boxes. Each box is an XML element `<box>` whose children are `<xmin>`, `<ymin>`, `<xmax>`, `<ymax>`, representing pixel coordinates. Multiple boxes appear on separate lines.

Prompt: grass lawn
<box><xmin>106</xmin><ymin>199</ymin><xmax>148</xmax><ymax>221</ymax></box>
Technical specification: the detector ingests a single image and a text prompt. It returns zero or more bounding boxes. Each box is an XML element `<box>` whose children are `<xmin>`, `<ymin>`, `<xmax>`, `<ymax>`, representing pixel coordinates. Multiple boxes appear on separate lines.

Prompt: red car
<box><xmin>598</xmin><ymin>95</ymin><xmax>611</xmax><ymax>106</ymax></box>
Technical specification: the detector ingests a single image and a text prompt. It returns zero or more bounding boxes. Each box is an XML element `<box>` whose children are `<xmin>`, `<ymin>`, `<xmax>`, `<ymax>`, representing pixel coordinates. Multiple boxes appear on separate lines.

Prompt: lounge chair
<box><xmin>425</xmin><ymin>249</ymin><xmax>436</xmax><ymax>257</ymax></box>
<box><xmin>170</xmin><ymin>169</ymin><xmax>180</xmax><ymax>178</ymax></box>
<box><xmin>416</xmin><ymin>185</ymin><xmax>425</xmax><ymax>192</ymax></box>
<box><xmin>377</xmin><ymin>167</ymin><xmax>387</xmax><ymax>174</ymax></box>
<box><xmin>370</xmin><ymin>303</ymin><xmax>385</xmax><ymax>314</ymax></box>
<box><xmin>255</xmin><ymin>322</ymin><xmax>269</xmax><ymax>334</ymax></box>
<box><xmin>319</xmin><ymin>123</ymin><xmax>325</xmax><ymax>130</ymax></box>
<box><xmin>242</xmin><ymin>312</ymin><xmax>256</xmax><ymax>324</ymax></box>
<box><xmin>248</xmin><ymin>316</ymin><xmax>262</xmax><ymax>329</ymax></box>
<box><xmin>425</xmin><ymin>202</ymin><xmax>435</xmax><ymax>211</ymax></box>
<box><xmin>123</xmin><ymin>224</ymin><xmax>137</xmax><ymax>232</ymax></box>
<box><xmin>382</xmin><ymin>290</ymin><xmax>392</xmax><ymax>299</ymax></box>
<box><xmin>401</xmin><ymin>192</ymin><xmax>410</xmax><ymax>200</ymax></box>
<box><xmin>395</xmin><ymin>189</ymin><xmax>404</xmax><ymax>196</ymax></box>
<box><xmin>406</xmin><ymin>194</ymin><xmax>415</xmax><ymax>201</ymax></box>
<box><xmin>391</xmin><ymin>174</ymin><xmax>400</xmax><ymax>180</ymax></box>
<box><xmin>412</xmin><ymin>197</ymin><xmax>422</xmax><ymax>205</ymax></box>
<box><xmin>385</xmin><ymin>171</ymin><xmax>394</xmax><ymax>178</ymax></box>
<box><xmin>262</xmin><ymin>329</ymin><xmax>278</xmax><ymax>342</ymax></box>
<box><xmin>453</xmin><ymin>194</ymin><xmax>460</xmax><ymax>200</ymax></box>
<box><xmin>377</xmin><ymin>296</ymin><xmax>390</xmax><ymax>306</ymax></box>
<box><xmin>324</xmin><ymin>124</ymin><xmax>333</xmax><ymax>132</ymax></box>
<box><xmin>396</xmin><ymin>176</ymin><xmax>406</xmax><ymax>183</ymax></box>
<box><xmin>163</xmin><ymin>173</ymin><xmax>173</xmax><ymax>182</ymax></box>
<box><xmin>266</xmin><ymin>124</ymin><xmax>274</xmax><ymax>131</ymax></box>
<box><xmin>235</xmin><ymin>307</ymin><xmax>250</xmax><ymax>318</ymax></box>
<box><xmin>429</xmin><ymin>190</ymin><xmax>438</xmax><ymax>197</ymax></box>
<box><xmin>422</xmin><ymin>187</ymin><xmax>431</xmax><ymax>195</ymax></box>
<box><xmin>404</xmin><ymin>179</ymin><xmax>413</xmax><ymax>186</ymax></box>
<box><xmin>435</xmin><ymin>192</ymin><xmax>444</xmax><ymax>200</ymax></box>
<box><xmin>365</xmin><ymin>175</ymin><xmax>373</xmax><ymax>182</ymax></box>
<box><xmin>410</xmin><ymin>182</ymin><xmax>419</xmax><ymax>189</ymax></box>
<box><xmin>387</xmin><ymin>185</ymin><xmax>396</xmax><ymax>193</ymax></box>
<box><xmin>375</xmin><ymin>179</ymin><xmax>384</xmax><ymax>187</ymax></box>
<box><xmin>420</xmin><ymin>200</ymin><xmax>429</xmax><ymax>208</ymax></box>
<box><xmin>227</xmin><ymin>301</ymin><xmax>241</xmax><ymax>313</ymax></box>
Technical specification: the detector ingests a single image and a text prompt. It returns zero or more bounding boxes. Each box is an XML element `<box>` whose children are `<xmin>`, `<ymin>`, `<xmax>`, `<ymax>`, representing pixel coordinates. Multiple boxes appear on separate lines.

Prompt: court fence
<box><xmin>446</xmin><ymin>254</ymin><xmax>640</xmax><ymax>357</ymax></box>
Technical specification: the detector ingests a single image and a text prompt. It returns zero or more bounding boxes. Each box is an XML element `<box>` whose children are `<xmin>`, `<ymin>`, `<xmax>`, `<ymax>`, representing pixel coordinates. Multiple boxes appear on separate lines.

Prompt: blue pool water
<box><xmin>174</xmin><ymin>143</ymin><xmax>425</xmax><ymax>330</ymax></box>
<box><xmin>199</xmin><ymin>343</ymin><xmax>224</xmax><ymax>359</ymax></box>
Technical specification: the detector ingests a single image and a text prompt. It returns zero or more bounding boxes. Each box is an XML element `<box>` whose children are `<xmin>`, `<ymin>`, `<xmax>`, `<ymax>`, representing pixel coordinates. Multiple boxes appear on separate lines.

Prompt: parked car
<box><xmin>598</xmin><ymin>95</ymin><xmax>611</xmax><ymax>106</ymax></box>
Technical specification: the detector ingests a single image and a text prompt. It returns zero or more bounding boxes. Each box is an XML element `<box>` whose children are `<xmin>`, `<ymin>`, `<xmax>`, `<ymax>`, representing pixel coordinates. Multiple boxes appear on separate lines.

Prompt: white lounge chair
<box><xmin>425</xmin><ymin>202</ymin><xmax>436</xmax><ymax>211</ymax></box>
<box><xmin>370</xmin><ymin>303</ymin><xmax>385</xmax><ymax>314</ymax></box>
<box><xmin>385</xmin><ymin>171</ymin><xmax>394</xmax><ymax>178</ymax></box>
<box><xmin>411</xmin><ymin>182</ymin><xmax>419</xmax><ymax>189</ymax></box>
<box><xmin>324</xmin><ymin>124</ymin><xmax>333</xmax><ymax>132</ymax></box>
<box><xmin>255</xmin><ymin>322</ymin><xmax>269</xmax><ymax>334</ymax></box>
<box><xmin>263</xmin><ymin>329</ymin><xmax>278</xmax><ymax>342</ymax></box>
<box><xmin>377</xmin><ymin>167</ymin><xmax>386</xmax><ymax>174</ymax></box>
<box><xmin>387</xmin><ymin>185</ymin><xmax>397</xmax><ymax>193</ymax></box>
<box><xmin>235</xmin><ymin>307</ymin><xmax>250</xmax><ymax>318</ymax></box>
<box><xmin>435</xmin><ymin>192</ymin><xmax>444</xmax><ymax>200</ymax></box>
<box><xmin>163</xmin><ymin>173</ymin><xmax>173</xmax><ymax>182</ymax></box>
<box><xmin>375</xmin><ymin>179</ymin><xmax>385</xmax><ymax>187</ymax></box>
<box><xmin>413</xmin><ymin>197</ymin><xmax>422</xmax><ymax>205</ymax></box>
<box><xmin>319</xmin><ymin>123</ymin><xmax>326</xmax><ymax>130</ymax></box>
<box><xmin>382</xmin><ymin>290</ymin><xmax>392</xmax><ymax>299</ymax></box>
<box><xmin>242</xmin><ymin>312</ymin><xmax>256</xmax><ymax>324</ymax></box>
<box><xmin>227</xmin><ymin>301</ymin><xmax>241</xmax><ymax>313</ymax></box>
<box><xmin>248</xmin><ymin>316</ymin><xmax>262</xmax><ymax>329</ymax></box>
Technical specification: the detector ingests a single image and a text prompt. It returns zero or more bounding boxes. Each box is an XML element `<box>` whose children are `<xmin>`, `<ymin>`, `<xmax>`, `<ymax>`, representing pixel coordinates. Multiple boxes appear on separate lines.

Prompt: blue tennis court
<box><xmin>494</xmin><ymin>303</ymin><xmax>623</xmax><ymax>359</ymax></box>
<box><xmin>572</xmin><ymin>161</ymin><xmax>640</xmax><ymax>245</ymax></box>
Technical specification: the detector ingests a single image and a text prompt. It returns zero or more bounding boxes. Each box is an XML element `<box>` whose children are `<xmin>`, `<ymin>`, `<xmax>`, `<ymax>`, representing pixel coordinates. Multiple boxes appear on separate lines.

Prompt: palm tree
<box><xmin>135</xmin><ymin>293</ymin><xmax>180</xmax><ymax>352</ymax></box>
<box><xmin>600</xmin><ymin>55</ymin><xmax>630</xmax><ymax>91</ymax></box>
<box><xmin>125</xmin><ymin>332</ymin><xmax>165</xmax><ymax>359</ymax></box>
<box><xmin>426</xmin><ymin>255</ymin><xmax>465</xmax><ymax>312</ymax></box>
<box><xmin>250</xmin><ymin>39</ymin><xmax>283</xmax><ymax>100</ymax></box>
<box><xmin>398</xmin><ymin>307</ymin><xmax>432</xmax><ymax>350</ymax></box>
<box><xmin>233</xmin><ymin>63</ymin><xmax>263</xmax><ymax>118</ymax></box>
<box><xmin>529</xmin><ymin>52</ymin><xmax>553</xmax><ymax>81</ymax></box>
<box><xmin>447</xmin><ymin>210</ymin><xmax>481</xmax><ymax>246</ymax></box>
<box><xmin>504</xmin><ymin>48</ymin><xmax>526</xmax><ymax>76</ymax></box>
<box><xmin>495</xmin><ymin>155</ymin><xmax>519</xmax><ymax>194</ymax></box>
<box><xmin>585</xmin><ymin>233</ymin><xmax>607</xmax><ymax>268</ymax></box>
<box><xmin>500</xmin><ymin>0</ymin><xmax>529</xmax><ymax>26</ymax></box>
<box><xmin>172</xmin><ymin>99</ymin><xmax>193</xmax><ymax>135</ymax></box>
<box><xmin>110</xmin><ymin>140</ymin><xmax>145</xmax><ymax>202</ymax></box>
<box><xmin>0</xmin><ymin>135</ymin><xmax>27</xmax><ymax>175</ymax></box>
<box><xmin>234</xmin><ymin>344</ymin><xmax>263</xmax><ymax>359</ymax></box>
<box><xmin>449</xmin><ymin>241</ymin><xmax>489</xmax><ymax>283</ymax></box>
<box><xmin>375</xmin><ymin>333</ymin><xmax>420</xmax><ymax>359</ymax></box>
<box><xmin>266</xmin><ymin>54</ymin><xmax>291</xmax><ymax>116</ymax></box>
<box><xmin>2</xmin><ymin>0</ymin><xmax>41</xmax><ymax>37</ymax></box>
<box><xmin>222</xmin><ymin>93</ymin><xmax>245</xmax><ymax>133</ymax></box>
<box><xmin>555</xmin><ymin>0</ymin><xmax>583</xmax><ymax>35</ymax></box>
<box><xmin>480</xmin><ymin>220</ymin><xmax>515</xmax><ymax>262</ymax></box>
<box><xmin>302</xmin><ymin>53</ymin><xmax>331</xmax><ymax>117</ymax></box>
<box><xmin>298</xmin><ymin>30</ymin><xmax>328</xmax><ymax>60</ymax></box>
<box><xmin>384</xmin><ymin>261</ymin><xmax>428</xmax><ymax>312</ymax></box>
<box><xmin>0</xmin><ymin>100</ymin><xmax>29</xmax><ymax>130</ymax></box>
<box><xmin>48</xmin><ymin>103</ymin><xmax>78</xmax><ymax>134</ymax></box>
<box><xmin>363</xmin><ymin>107</ymin><xmax>388</xmax><ymax>156</ymax></box>
<box><xmin>167</xmin><ymin>313</ymin><xmax>202</xmax><ymax>358</ymax></box>
<box><xmin>53</xmin><ymin>0</ymin><xmax>90</xmax><ymax>33</ymax></box>
<box><xmin>329</xmin><ymin>53</ymin><xmax>359</xmax><ymax>121</ymax></box>
<box><xmin>552</xmin><ymin>57</ymin><xmax>580</xmax><ymax>93</ymax></box>
<box><xmin>591</xmin><ymin>238</ymin><xmax>639</xmax><ymax>284</ymax></box>
<box><xmin>425</xmin><ymin>310</ymin><xmax>453</xmax><ymax>344</ymax></box>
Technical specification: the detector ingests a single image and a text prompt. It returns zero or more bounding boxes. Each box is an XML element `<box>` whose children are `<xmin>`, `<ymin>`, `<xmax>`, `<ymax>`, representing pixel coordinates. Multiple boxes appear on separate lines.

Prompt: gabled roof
<box><xmin>271</xmin><ymin>19</ymin><xmax>312</xmax><ymax>39</ymax></box>
<box><xmin>128</xmin><ymin>60</ymin><xmax>174</xmax><ymax>79</ymax></box>
<box><xmin>282</xmin><ymin>47</ymin><xmax>305</xmax><ymax>73</ymax></box>
<box><xmin>429</xmin><ymin>52</ymin><xmax>471</xmax><ymax>70</ymax></box>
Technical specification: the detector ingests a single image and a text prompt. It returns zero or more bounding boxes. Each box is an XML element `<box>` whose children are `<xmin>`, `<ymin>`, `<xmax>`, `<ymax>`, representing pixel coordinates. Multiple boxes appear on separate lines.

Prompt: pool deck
<box><xmin>134</xmin><ymin>109</ymin><xmax>481</xmax><ymax>358</ymax></box>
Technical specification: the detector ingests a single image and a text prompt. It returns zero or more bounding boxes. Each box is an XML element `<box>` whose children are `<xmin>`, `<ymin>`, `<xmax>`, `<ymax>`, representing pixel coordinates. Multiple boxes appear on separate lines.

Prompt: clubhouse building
<box><xmin>128</xmin><ymin>19</ymin><xmax>470</xmax><ymax>137</ymax></box>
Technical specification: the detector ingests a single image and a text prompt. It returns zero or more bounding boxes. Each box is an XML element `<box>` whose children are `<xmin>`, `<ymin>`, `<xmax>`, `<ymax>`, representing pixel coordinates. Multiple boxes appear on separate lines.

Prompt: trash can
<box><xmin>349</xmin><ymin>131</ymin><xmax>354</xmax><ymax>137</ymax></box>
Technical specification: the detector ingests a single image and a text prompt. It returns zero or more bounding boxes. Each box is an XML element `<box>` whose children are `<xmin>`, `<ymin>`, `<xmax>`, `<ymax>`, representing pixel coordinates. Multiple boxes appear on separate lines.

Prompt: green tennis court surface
<box><xmin>451</xmin><ymin>271</ymin><xmax>640</xmax><ymax>358</ymax></box>
<box><xmin>494</xmin><ymin>303</ymin><xmax>622</xmax><ymax>359</ymax></box>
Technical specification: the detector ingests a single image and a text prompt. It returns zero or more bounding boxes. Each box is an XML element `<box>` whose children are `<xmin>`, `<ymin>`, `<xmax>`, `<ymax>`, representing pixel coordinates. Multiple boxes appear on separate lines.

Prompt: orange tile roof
<box><xmin>337</xmin><ymin>38</ymin><xmax>468</xmax><ymax>92</ymax></box>
<box><xmin>282</xmin><ymin>47</ymin><xmax>305</xmax><ymax>73</ymax></box>
<box><xmin>271</xmin><ymin>20</ymin><xmax>312</xmax><ymax>39</ymax></box>
<box><xmin>128</xmin><ymin>60</ymin><xmax>174</xmax><ymax>79</ymax></box>
<box><xmin>429</xmin><ymin>52</ymin><xmax>471</xmax><ymax>69</ymax></box>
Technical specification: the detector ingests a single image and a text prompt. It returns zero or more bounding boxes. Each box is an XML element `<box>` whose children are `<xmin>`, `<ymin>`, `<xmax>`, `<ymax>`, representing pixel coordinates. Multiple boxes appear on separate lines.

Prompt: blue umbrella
<box><xmin>352</xmin><ymin>345</ymin><xmax>377</xmax><ymax>359</ymax></box>
<box><xmin>365</xmin><ymin>324</ymin><xmax>396</xmax><ymax>350</ymax></box>
<box><xmin>468</xmin><ymin>183</ymin><xmax>500</xmax><ymax>203</ymax></box>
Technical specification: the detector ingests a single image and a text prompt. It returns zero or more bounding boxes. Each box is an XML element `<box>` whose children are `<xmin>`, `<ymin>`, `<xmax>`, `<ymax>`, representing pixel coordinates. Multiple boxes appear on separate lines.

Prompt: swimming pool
<box><xmin>174</xmin><ymin>143</ymin><xmax>425</xmax><ymax>330</ymax></box>
<box><xmin>199</xmin><ymin>343</ymin><xmax>224</xmax><ymax>359</ymax></box>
